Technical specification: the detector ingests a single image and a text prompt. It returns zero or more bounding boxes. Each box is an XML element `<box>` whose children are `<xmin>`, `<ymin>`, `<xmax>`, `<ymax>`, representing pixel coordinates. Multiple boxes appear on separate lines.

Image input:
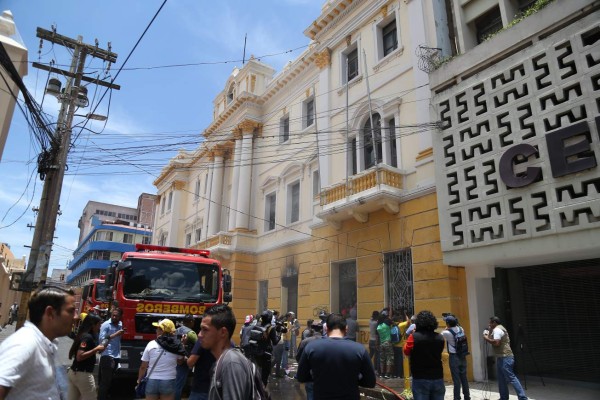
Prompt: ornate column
<box><xmin>235</xmin><ymin>120</ymin><xmax>258</xmax><ymax>230</ymax></box>
<box><xmin>228</xmin><ymin>130</ymin><xmax>243</xmax><ymax>231</ymax></box>
<box><xmin>314</xmin><ymin>48</ymin><xmax>331</xmax><ymax>188</ymax></box>
<box><xmin>208</xmin><ymin>148</ymin><xmax>225</xmax><ymax>236</ymax></box>
<box><xmin>168</xmin><ymin>180</ymin><xmax>186</xmax><ymax>246</ymax></box>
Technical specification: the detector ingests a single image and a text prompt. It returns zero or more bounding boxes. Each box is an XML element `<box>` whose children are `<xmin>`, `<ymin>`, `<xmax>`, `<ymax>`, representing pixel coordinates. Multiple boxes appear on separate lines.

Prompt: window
<box><xmin>475</xmin><ymin>6</ymin><xmax>502</xmax><ymax>44</ymax></box>
<box><xmin>280</xmin><ymin>115</ymin><xmax>290</xmax><ymax>143</ymax></box>
<box><xmin>167</xmin><ymin>191</ymin><xmax>173</xmax><ymax>211</ymax></box>
<box><xmin>331</xmin><ymin>260</ymin><xmax>357</xmax><ymax>314</ymax></box>
<box><xmin>161</xmin><ymin>197</ymin><xmax>166</xmax><ymax>215</ymax></box>
<box><xmin>343</xmin><ymin>45</ymin><xmax>359</xmax><ymax>83</ymax></box>
<box><xmin>195</xmin><ymin>179</ymin><xmax>201</xmax><ymax>200</ymax></box>
<box><xmin>185</xmin><ymin>233</ymin><xmax>192</xmax><ymax>247</ymax></box>
<box><xmin>363</xmin><ymin>113</ymin><xmax>383</xmax><ymax>169</ymax></box>
<box><xmin>195</xmin><ymin>227</ymin><xmax>202</xmax><ymax>242</ymax></box>
<box><xmin>312</xmin><ymin>170</ymin><xmax>320</xmax><ymax>198</ymax></box>
<box><xmin>123</xmin><ymin>234</ymin><xmax>133</xmax><ymax>244</ymax></box>
<box><xmin>265</xmin><ymin>192</ymin><xmax>276</xmax><ymax>231</ymax></box>
<box><xmin>385</xmin><ymin>249</ymin><xmax>414</xmax><ymax>315</ymax></box>
<box><xmin>287</xmin><ymin>181</ymin><xmax>300</xmax><ymax>224</ymax></box>
<box><xmin>158</xmin><ymin>232</ymin><xmax>167</xmax><ymax>246</ymax></box>
<box><xmin>303</xmin><ymin>97</ymin><xmax>315</xmax><ymax>129</ymax></box>
<box><xmin>258</xmin><ymin>280</ymin><xmax>268</xmax><ymax>314</ymax></box>
<box><xmin>96</xmin><ymin>251</ymin><xmax>111</xmax><ymax>261</ymax></box>
<box><xmin>389</xmin><ymin>117</ymin><xmax>398</xmax><ymax>168</ymax></box>
<box><xmin>142</xmin><ymin>236</ymin><xmax>151</xmax><ymax>244</ymax></box>
<box><xmin>381</xmin><ymin>19</ymin><xmax>398</xmax><ymax>57</ymax></box>
<box><xmin>96</xmin><ymin>231</ymin><xmax>113</xmax><ymax>241</ymax></box>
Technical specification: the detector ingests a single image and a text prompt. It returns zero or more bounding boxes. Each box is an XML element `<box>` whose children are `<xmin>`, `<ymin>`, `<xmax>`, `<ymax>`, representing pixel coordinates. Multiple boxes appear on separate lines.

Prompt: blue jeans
<box><xmin>305</xmin><ymin>382</ymin><xmax>314</xmax><ymax>400</ymax></box>
<box><xmin>412</xmin><ymin>378</ymin><xmax>445</xmax><ymax>400</ymax></box>
<box><xmin>449</xmin><ymin>354</ymin><xmax>470</xmax><ymax>400</ymax></box>
<box><xmin>496</xmin><ymin>356</ymin><xmax>527</xmax><ymax>400</ymax></box>
<box><xmin>282</xmin><ymin>340</ymin><xmax>289</xmax><ymax>369</ymax></box>
<box><xmin>188</xmin><ymin>391</ymin><xmax>209</xmax><ymax>400</ymax></box>
<box><xmin>174</xmin><ymin>363</ymin><xmax>189</xmax><ymax>400</ymax></box>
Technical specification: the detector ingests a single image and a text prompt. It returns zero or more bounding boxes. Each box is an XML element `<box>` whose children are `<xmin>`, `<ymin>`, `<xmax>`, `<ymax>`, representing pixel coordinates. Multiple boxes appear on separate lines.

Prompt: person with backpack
<box><xmin>200</xmin><ymin>304</ymin><xmax>269</xmax><ymax>400</ymax></box>
<box><xmin>243</xmin><ymin>310</ymin><xmax>280</xmax><ymax>387</ymax></box>
<box><xmin>442</xmin><ymin>315</ymin><xmax>471</xmax><ymax>400</ymax></box>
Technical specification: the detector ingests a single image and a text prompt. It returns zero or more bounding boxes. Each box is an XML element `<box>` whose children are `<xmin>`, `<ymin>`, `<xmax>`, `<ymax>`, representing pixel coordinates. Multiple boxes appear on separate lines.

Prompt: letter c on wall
<box><xmin>499</xmin><ymin>143</ymin><xmax>541</xmax><ymax>188</ymax></box>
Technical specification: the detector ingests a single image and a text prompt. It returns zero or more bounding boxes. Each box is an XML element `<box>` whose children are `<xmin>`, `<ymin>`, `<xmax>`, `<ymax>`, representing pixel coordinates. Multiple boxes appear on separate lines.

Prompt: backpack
<box><xmin>243</xmin><ymin>324</ymin><xmax>272</xmax><ymax>356</ymax></box>
<box><xmin>212</xmin><ymin>348</ymin><xmax>271</xmax><ymax>400</ymax></box>
<box><xmin>390</xmin><ymin>325</ymin><xmax>401</xmax><ymax>344</ymax></box>
<box><xmin>446</xmin><ymin>327</ymin><xmax>469</xmax><ymax>356</ymax></box>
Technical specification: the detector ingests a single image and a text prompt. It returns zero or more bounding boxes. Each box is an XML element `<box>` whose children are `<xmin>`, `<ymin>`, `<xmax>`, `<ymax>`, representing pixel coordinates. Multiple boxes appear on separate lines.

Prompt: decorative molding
<box><xmin>250</xmin><ymin>74</ymin><xmax>256</xmax><ymax>92</ymax></box>
<box><xmin>345</xmin><ymin>35</ymin><xmax>352</xmax><ymax>46</ymax></box>
<box><xmin>172</xmin><ymin>180</ymin><xmax>186</xmax><ymax>190</ymax></box>
<box><xmin>305</xmin><ymin>88</ymin><xmax>311</xmax><ymax>99</ymax></box>
<box><xmin>415</xmin><ymin>147</ymin><xmax>433</xmax><ymax>161</ymax></box>
<box><xmin>314</xmin><ymin>48</ymin><xmax>331</xmax><ymax>70</ymax></box>
<box><xmin>238</xmin><ymin>119</ymin><xmax>259</xmax><ymax>133</ymax></box>
<box><xmin>380</xmin><ymin>4</ymin><xmax>388</xmax><ymax>18</ymax></box>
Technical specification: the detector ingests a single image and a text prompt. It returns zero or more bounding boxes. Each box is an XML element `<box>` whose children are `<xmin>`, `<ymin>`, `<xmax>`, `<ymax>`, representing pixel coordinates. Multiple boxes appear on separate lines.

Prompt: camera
<box><xmin>274</xmin><ymin>319</ymin><xmax>288</xmax><ymax>334</ymax></box>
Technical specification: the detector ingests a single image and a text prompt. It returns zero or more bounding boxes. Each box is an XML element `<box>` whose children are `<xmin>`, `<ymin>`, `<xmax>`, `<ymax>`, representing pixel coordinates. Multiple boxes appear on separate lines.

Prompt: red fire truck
<box><xmin>78</xmin><ymin>277</ymin><xmax>109</xmax><ymax>315</ymax></box>
<box><xmin>103</xmin><ymin>244</ymin><xmax>232</xmax><ymax>374</ymax></box>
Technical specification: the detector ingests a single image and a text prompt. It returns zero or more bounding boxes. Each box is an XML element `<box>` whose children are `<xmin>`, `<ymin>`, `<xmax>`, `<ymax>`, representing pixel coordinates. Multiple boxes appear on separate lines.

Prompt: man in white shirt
<box><xmin>0</xmin><ymin>286</ymin><xmax>77</xmax><ymax>400</ymax></box>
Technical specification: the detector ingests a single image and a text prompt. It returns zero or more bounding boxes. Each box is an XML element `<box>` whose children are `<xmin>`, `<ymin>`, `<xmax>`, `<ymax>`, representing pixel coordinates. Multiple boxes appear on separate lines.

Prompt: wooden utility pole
<box><xmin>15</xmin><ymin>28</ymin><xmax>118</xmax><ymax>329</ymax></box>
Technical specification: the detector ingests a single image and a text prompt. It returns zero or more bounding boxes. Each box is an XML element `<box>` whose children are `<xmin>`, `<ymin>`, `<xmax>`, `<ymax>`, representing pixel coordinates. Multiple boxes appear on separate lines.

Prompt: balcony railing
<box><xmin>320</xmin><ymin>165</ymin><xmax>403</xmax><ymax>206</ymax></box>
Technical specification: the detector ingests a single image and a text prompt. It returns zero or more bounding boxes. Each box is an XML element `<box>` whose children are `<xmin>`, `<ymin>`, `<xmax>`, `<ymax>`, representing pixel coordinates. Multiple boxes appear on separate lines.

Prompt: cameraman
<box><xmin>249</xmin><ymin>310</ymin><xmax>280</xmax><ymax>387</ymax></box>
<box><xmin>272</xmin><ymin>313</ymin><xmax>289</xmax><ymax>377</ymax></box>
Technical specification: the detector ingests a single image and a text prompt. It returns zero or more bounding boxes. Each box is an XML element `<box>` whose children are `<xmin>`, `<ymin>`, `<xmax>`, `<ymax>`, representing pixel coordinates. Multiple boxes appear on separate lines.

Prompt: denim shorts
<box><xmin>146</xmin><ymin>378</ymin><xmax>176</xmax><ymax>395</ymax></box>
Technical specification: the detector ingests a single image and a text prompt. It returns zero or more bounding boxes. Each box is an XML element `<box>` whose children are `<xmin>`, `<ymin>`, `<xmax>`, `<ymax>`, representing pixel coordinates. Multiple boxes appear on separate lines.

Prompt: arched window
<box><xmin>363</xmin><ymin>113</ymin><xmax>382</xmax><ymax>169</ymax></box>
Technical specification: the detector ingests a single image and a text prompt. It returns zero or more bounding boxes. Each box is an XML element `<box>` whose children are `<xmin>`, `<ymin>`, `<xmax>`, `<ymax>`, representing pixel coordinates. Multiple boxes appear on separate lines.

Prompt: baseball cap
<box><xmin>152</xmin><ymin>318</ymin><xmax>176</xmax><ymax>334</ymax></box>
<box><xmin>443</xmin><ymin>315</ymin><xmax>458</xmax><ymax>324</ymax></box>
<box><xmin>245</xmin><ymin>314</ymin><xmax>254</xmax><ymax>324</ymax></box>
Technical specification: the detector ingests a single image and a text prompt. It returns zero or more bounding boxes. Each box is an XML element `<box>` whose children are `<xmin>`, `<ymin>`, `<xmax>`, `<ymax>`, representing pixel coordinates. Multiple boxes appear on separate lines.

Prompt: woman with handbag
<box><xmin>136</xmin><ymin>318</ymin><xmax>186</xmax><ymax>400</ymax></box>
<box><xmin>67</xmin><ymin>313</ymin><xmax>104</xmax><ymax>400</ymax></box>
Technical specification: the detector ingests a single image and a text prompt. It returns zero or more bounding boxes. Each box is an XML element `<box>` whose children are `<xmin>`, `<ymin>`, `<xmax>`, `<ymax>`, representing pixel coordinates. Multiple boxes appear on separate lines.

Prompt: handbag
<box><xmin>135</xmin><ymin>348</ymin><xmax>165</xmax><ymax>398</ymax></box>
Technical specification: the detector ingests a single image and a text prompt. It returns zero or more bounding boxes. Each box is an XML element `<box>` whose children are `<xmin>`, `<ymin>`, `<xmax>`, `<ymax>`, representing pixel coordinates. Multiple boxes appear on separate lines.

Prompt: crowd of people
<box><xmin>0</xmin><ymin>287</ymin><xmax>528</xmax><ymax>400</ymax></box>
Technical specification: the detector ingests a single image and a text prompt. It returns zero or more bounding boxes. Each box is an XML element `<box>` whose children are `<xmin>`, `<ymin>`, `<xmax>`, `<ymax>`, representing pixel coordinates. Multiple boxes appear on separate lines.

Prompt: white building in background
<box><xmin>0</xmin><ymin>10</ymin><xmax>27</xmax><ymax>162</ymax></box>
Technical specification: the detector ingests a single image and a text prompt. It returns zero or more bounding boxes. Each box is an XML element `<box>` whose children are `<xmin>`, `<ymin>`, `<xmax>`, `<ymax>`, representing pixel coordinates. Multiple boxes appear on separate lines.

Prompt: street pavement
<box><xmin>1</xmin><ymin>323</ymin><xmax>599</xmax><ymax>399</ymax></box>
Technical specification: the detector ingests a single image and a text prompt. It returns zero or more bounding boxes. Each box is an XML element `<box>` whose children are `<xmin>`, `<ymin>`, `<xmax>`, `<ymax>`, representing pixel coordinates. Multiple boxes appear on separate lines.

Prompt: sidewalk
<box><xmin>377</xmin><ymin>375</ymin><xmax>600</xmax><ymax>399</ymax></box>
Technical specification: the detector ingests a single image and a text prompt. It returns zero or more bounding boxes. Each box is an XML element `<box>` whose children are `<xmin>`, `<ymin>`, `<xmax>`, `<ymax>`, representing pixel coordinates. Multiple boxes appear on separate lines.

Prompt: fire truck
<box><xmin>103</xmin><ymin>244</ymin><xmax>232</xmax><ymax>374</ymax></box>
<box><xmin>78</xmin><ymin>277</ymin><xmax>109</xmax><ymax>315</ymax></box>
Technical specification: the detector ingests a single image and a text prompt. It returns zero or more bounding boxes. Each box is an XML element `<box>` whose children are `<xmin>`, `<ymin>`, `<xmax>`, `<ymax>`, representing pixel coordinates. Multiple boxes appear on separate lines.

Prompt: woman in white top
<box><xmin>137</xmin><ymin>319</ymin><xmax>186</xmax><ymax>400</ymax></box>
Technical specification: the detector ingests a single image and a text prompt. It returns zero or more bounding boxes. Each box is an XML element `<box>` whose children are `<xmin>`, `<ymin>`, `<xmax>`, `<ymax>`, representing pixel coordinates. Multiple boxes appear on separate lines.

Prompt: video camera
<box><xmin>274</xmin><ymin>318</ymin><xmax>288</xmax><ymax>333</ymax></box>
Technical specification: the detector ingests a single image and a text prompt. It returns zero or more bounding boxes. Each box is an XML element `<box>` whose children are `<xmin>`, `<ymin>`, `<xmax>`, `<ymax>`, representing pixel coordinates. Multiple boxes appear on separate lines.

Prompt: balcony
<box><xmin>317</xmin><ymin>165</ymin><xmax>404</xmax><ymax>228</ymax></box>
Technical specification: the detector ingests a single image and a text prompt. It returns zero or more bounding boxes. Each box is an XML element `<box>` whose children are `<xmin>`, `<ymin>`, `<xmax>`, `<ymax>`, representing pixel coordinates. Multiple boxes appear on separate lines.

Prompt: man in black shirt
<box><xmin>403</xmin><ymin>310</ymin><xmax>445</xmax><ymax>400</ymax></box>
<box><xmin>297</xmin><ymin>313</ymin><xmax>376</xmax><ymax>400</ymax></box>
<box><xmin>187</xmin><ymin>338</ymin><xmax>216</xmax><ymax>400</ymax></box>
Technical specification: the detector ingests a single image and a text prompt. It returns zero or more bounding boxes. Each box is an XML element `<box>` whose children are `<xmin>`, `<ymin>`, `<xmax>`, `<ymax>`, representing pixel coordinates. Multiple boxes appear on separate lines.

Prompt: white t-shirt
<box><xmin>0</xmin><ymin>321</ymin><xmax>61</xmax><ymax>400</ymax></box>
<box><xmin>492</xmin><ymin>326</ymin><xmax>506</xmax><ymax>341</ymax></box>
<box><xmin>141</xmin><ymin>339</ymin><xmax>183</xmax><ymax>380</ymax></box>
<box><xmin>442</xmin><ymin>326</ymin><xmax>461</xmax><ymax>353</ymax></box>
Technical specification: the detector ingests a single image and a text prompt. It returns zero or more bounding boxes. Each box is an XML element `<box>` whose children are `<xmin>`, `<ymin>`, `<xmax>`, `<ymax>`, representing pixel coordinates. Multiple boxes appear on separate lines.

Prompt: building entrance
<box><xmin>493</xmin><ymin>259</ymin><xmax>600</xmax><ymax>384</ymax></box>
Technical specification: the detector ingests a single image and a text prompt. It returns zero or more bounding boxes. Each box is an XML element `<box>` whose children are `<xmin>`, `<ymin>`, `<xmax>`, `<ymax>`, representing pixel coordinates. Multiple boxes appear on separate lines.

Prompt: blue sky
<box><xmin>0</xmin><ymin>0</ymin><xmax>323</xmax><ymax>273</ymax></box>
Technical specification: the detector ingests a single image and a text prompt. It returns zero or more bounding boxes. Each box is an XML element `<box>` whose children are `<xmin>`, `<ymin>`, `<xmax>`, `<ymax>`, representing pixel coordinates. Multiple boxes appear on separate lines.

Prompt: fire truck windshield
<box><xmin>95</xmin><ymin>282</ymin><xmax>107</xmax><ymax>302</ymax></box>
<box><xmin>122</xmin><ymin>259</ymin><xmax>219</xmax><ymax>303</ymax></box>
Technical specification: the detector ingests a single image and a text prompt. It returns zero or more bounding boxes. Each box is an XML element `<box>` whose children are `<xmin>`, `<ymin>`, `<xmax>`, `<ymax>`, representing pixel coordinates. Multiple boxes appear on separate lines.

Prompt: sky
<box><xmin>0</xmin><ymin>0</ymin><xmax>323</xmax><ymax>274</ymax></box>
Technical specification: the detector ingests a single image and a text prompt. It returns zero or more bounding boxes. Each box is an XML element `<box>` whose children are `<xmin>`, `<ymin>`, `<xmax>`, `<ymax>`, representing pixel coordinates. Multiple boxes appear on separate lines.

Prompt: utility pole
<box><xmin>15</xmin><ymin>28</ymin><xmax>118</xmax><ymax>329</ymax></box>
